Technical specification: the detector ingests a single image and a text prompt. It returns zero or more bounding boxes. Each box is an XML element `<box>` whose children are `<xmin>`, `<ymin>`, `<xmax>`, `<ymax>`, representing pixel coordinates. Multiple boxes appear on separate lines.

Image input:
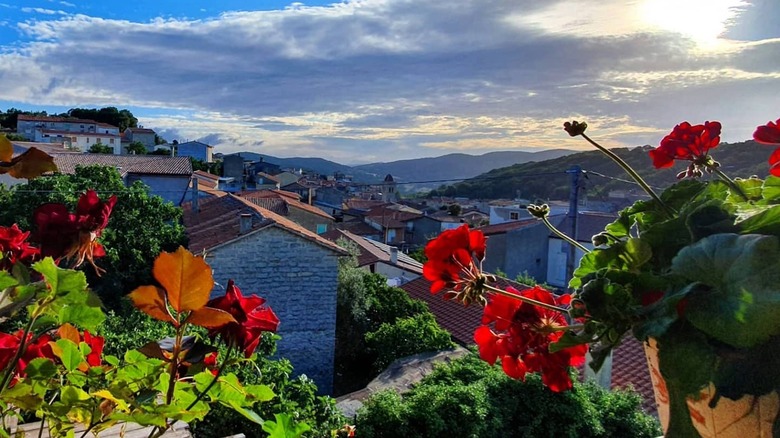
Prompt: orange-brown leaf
<box><xmin>0</xmin><ymin>146</ymin><xmax>57</xmax><ymax>179</ymax></box>
<box><xmin>0</xmin><ymin>136</ymin><xmax>12</xmax><ymax>162</ymax></box>
<box><xmin>154</xmin><ymin>246</ymin><xmax>213</xmax><ymax>313</ymax></box>
<box><xmin>57</xmin><ymin>323</ymin><xmax>81</xmax><ymax>344</ymax></box>
<box><xmin>186</xmin><ymin>307</ymin><xmax>237</xmax><ymax>329</ymax></box>
<box><xmin>128</xmin><ymin>285</ymin><xmax>177</xmax><ymax>325</ymax></box>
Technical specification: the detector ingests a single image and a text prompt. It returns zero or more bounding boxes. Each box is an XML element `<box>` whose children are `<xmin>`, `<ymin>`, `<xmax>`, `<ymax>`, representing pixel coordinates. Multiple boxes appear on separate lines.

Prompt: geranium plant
<box><xmin>0</xmin><ymin>135</ymin><xmax>316</xmax><ymax>437</ymax></box>
<box><xmin>423</xmin><ymin>118</ymin><xmax>780</xmax><ymax>437</ymax></box>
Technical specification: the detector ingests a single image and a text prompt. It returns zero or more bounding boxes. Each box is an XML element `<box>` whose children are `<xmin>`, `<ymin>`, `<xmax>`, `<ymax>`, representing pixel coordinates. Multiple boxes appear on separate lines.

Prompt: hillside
<box><xmin>354</xmin><ymin>150</ymin><xmax>574</xmax><ymax>190</ymax></box>
<box><xmin>441</xmin><ymin>140</ymin><xmax>771</xmax><ymax>201</ymax></box>
<box><xmin>225</xmin><ymin>151</ymin><xmax>380</xmax><ymax>182</ymax></box>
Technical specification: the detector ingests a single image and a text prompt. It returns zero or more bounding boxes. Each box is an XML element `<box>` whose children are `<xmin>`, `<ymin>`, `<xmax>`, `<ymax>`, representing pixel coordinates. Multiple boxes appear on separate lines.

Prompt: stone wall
<box><xmin>206</xmin><ymin>227</ymin><xmax>341</xmax><ymax>394</ymax></box>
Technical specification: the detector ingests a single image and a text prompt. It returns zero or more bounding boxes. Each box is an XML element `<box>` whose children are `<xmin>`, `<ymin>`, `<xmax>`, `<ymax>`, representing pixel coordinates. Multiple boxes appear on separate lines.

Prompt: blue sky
<box><xmin>0</xmin><ymin>0</ymin><xmax>778</xmax><ymax>164</ymax></box>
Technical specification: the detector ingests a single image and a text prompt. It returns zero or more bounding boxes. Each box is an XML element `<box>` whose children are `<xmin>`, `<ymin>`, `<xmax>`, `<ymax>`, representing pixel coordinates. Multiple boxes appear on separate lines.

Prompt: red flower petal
<box><xmin>754</xmin><ymin>119</ymin><xmax>780</xmax><ymax>145</ymax></box>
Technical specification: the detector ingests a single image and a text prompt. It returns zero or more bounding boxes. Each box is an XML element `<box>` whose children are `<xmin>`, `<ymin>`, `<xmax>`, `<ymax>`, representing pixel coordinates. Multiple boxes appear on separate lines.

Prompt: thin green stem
<box><xmin>540</xmin><ymin>216</ymin><xmax>590</xmax><ymax>254</ymax></box>
<box><xmin>148</xmin><ymin>326</ymin><xmax>185</xmax><ymax>438</ymax></box>
<box><xmin>580</xmin><ymin>133</ymin><xmax>675</xmax><ymax>217</ymax></box>
<box><xmin>712</xmin><ymin>166</ymin><xmax>749</xmax><ymax>201</ymax></box>
<box><xmin>483</xmin><ymin>284</ymin><xmax>569</xmax><ymax>314</ymax></box>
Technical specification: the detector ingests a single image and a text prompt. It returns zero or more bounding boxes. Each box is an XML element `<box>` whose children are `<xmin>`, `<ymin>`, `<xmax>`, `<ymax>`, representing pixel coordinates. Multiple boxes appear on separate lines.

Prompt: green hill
<box><xmin>438</xmin><ymin>141</ymin><xmax>772</xmax><ymax>201</ymax></box>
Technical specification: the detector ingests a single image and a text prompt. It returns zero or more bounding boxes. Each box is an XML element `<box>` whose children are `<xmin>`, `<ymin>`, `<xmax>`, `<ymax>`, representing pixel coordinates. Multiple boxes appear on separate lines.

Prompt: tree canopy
<box><xmin>88</xmin><ymin>143</ymin><xmax>114</xmax><ymax>154</ymax></box>
<box><xmin>0</xmin><ymin>107</ymin><xmax>139</xmax><ymax>131</ymax></box>
<box><xmin>126</xmin><ymin>141</ymin><xmax>147</xmax><ymax>155</ymax></box>
<box><xmin>0</xmin><ymin>165</ymin><xmax>187</xmax><ymax>308</ymax></box>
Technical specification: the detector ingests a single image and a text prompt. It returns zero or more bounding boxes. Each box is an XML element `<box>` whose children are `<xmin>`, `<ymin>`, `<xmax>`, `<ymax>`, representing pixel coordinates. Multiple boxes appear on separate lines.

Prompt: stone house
<box><xmin>183</xmin><ymin>191</ymin><xmax>348</xmax><ymax>394</ymax></box>
<box><xmin>173</xmin><ymin>140</ymin><xmax>214</xmax><ymax>163</ymax></box>
<box><xmin>122</xmin><ymin>127</ymin><xmax>157</xmax><ymax>152</ymax></box>
<box><xmin>322</xmin><ymin>229</ymin><xmax>422</xmax><ymax>285</ymax></box>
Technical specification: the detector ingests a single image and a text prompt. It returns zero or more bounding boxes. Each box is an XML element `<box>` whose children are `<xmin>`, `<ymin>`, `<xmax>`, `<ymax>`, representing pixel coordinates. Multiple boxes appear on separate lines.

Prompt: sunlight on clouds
<box><xmin>638</xmin><ymin>0</ymin><xmax>747</xmax><ymax>48</ymax></box>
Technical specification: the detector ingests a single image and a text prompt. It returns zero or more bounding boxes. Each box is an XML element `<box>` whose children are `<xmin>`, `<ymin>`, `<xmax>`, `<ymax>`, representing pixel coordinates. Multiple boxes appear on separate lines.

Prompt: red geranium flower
<box><xmin>33</xmin><ymin>190</ymin><xmax>116</xmax><ymax>272</ymax></box>
<box><xmin>0</xmin><ymin>224</ymin><xmax>39</xmax><ymax>270</ymax></box>
<box><xmin>423</xmin><ymin>224</ymin><xmax>488</xmax><ymax>303</ymax></box>
<box><xmin>82</xmin><ymin>330</ymin><xmax>104</xmax><ymax>367</ymax></box>
<box><xmin>474</xmin><ymin>286</ymin><xmax>587</xmax><ymax>392</ymax></box>
<box><xmin>753</xmin><ymin>118</ymin><xmax>780</xmax><ymax>176</ymax></box>
<box><xmin>207</xmin><ymin>280</ymin><xmax>279</xmax><ymax>357</ymax></box>
<box><xmin>0</xmin><ymin>330</ymin><xmax>55</xmax><ymax>376</ymax></box>
<box><xmin>648</xmin><ymin>121</ymin><xmax>722</xmax><ymax>178</ymax></box>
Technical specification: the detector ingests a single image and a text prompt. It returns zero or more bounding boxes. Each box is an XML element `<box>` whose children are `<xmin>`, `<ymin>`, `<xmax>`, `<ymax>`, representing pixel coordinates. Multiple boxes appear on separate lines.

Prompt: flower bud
<box><xmin>591</xmin><ymin>233</ymin><xmax>609</xmax><ymax>247</ymax></box>
<box><xmin>527</xmin><ymin>204</ymin><xmax>550</xmax><ymax>219</ymax></box>
<box><xmin>563</xmin><ymin>120</ymin><xmax>588</xmax><ymax>136</ymax></box>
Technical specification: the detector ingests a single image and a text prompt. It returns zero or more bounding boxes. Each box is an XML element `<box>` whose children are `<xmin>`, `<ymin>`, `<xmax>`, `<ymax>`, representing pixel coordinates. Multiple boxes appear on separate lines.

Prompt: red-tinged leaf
<box><xmin>186</xmin><ymin>307</ymin><xmax>237</xmax><ymax>329</ymax></box>
<box><xmin>154</xmin><ymin>246</ymin><xmax>213</xmax><ymax>313</ymax></box>
<box><xmin>128</xmin><ymin>285</ymin><xmax>177</xmax><ymax>325</ymax></box>
<box><xmin>0</xmin><ymin>144</ymin><xmax>57</xmax><ymax>180</ymax></box>
<box><xmin>137</xmin><ymin>341</ymin><xmax>166</xmax><ymax>360</ymax></box>
<box><xmin>57</xmin><ymin>323</ymin><xmax>81</xmax><ymax>344</ymax></box>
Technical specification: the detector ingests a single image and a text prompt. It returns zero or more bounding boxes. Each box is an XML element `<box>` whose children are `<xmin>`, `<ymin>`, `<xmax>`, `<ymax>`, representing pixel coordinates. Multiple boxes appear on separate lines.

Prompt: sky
<box><xmin>0</xmin><ymin>0</ymin><xmax>778</xmax><ymax>165</ymax></box>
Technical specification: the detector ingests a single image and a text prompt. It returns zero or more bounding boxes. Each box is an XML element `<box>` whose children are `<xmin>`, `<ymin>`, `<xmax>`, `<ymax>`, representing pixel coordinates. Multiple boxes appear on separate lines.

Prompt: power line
<box><xmin>582</xmin><ymin>170</ymin><xmax>665</xmax><ymax>191</ymax></box>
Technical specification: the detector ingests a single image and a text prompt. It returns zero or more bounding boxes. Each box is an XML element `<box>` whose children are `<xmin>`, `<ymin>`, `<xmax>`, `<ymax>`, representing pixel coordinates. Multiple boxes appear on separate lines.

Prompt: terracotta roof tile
<box><xmin>51</xmin><ymin>153</ymin><xmax>192</xmax><ymax>176</ymax></box>
<box><xmin>239</xmin><ymin>190</ymin><xmax>334</xmax><ymax>221</ymax></box>
<box><xmin>322</xmin><ymin>229</ymin><xmax>422</xmax><ymax>274</ymax></box>
<box><xmin>477</xmin><ymin>218</ymin><xmax>539</xmax><ymax>236</ymax></box>
<box><xmin>183</xmin><ymin>191</ymin><xmax>346</xmax><ymax>255</ymax></box>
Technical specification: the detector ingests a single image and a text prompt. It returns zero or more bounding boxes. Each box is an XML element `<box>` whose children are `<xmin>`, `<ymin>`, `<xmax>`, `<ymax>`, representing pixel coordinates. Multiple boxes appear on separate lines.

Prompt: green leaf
<box><xmin>58</xmin><ymin>300</ymin><xmax>105</xmax><ymax>332</ymax></box>
<box><xmin>244</xmin><ymin>384</ymin><xmax>275</xmax><ymax>402</ymax></box>
<box><xmin>227</xmin><ymin>401</ymin><xmax>264</xmax><ymax>424</ymax></box>
<box><xmin>671</xmin><ymin>233</ymin><xmax>780</xmax><ymax>347</ymax></box>
<box><xmin>53</xmin><ymin>339</ymin><xmax>85</xmax><ymax>372</ymax></box>
<box><xmin>262</xmin><ymin>413</ymin><xmax>311</xmax><ymax>438</ymax></box>
<box><xmin>570</xmin><ymin>238</ymin><xmax>651</xmax><ymax>289</ymax></box>
<box><xmin>33</xmin><ymin>258</ymin><xmax>87</xmax><ymax>296</ymax></box>
<box><xmin>728</xmin><ymin>177</ymin><xmax>763</xmax><ymax>203</ymax></box>
<box><xmin>761</xmin><ymin>175</ymin><xmax>780</xmax><ymax>203</ymax></box>
<box><xmin>737</xmin><ymin>204</ymin><xmax>780</xmax><ymax>235</ymax></box>
<box><xmin>0</xmin><ymin>271</ymin><xmax>18</xmax><ymax>290</ymax></box>
<box><xmin>60</xmin><ymin>386</ymin><xmax>90</xmax><ymax>405</ymax></box>
<box><xmin>684</xmin><ymin>200</ymin><xmax>738</xmax><ymax>241</ymax></box>
<box><xmin>24</xmin><ymin>358</ymin><xmax>57</xmax><ymax>380</ymax></box>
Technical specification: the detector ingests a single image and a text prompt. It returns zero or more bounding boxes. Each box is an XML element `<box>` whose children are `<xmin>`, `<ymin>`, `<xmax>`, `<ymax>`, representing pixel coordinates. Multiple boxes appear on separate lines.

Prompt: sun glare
<box><xmin>639</xmin><ymin>0</ymin><xmax>746</xmax><ymax>48</ymax></box>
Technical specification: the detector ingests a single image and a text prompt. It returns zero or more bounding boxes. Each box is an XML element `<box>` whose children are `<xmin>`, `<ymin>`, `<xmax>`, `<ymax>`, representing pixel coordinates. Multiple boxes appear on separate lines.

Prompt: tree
<box><xmin>154</xmin><ymin>134</ymin><xmax>168</xmax><ymax>145</ymax></box>
<box><xmin>67</xmin><ymin>107</ymin><xmax>138</xmax><ymax>131</ymax></box>
<box><xmin>88</xmin><ymin>143</ymin><xmax>114</xmax><ymax>154</ymax></box>
<box><xmin>0</xmin><ymin>165</ymin><xmax>187</xmax><ymax>308</ymax></box>
<box><xmin>149</xmin><ymin>148</ymin><xmax>171</xmax><ymax>156</ymax></box>
<box><xmin>126</xmin><ymin>141</ymin><xmax>147</xmax><ymax>155</ymax></box>
<box><xmin>447</xmin><ymin>204</ymin><xmax>462</xmax><ymax>216</ymax></box>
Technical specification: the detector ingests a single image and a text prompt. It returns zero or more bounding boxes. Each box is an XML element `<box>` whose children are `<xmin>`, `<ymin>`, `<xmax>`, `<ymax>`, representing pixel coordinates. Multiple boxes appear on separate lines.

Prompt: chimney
<box><xmin>390</xmin><ymin>247</ymin><xmax>398</xmax><ymax>265</ymax></box>
<box><xmin>239</xmin><ymin>213</ymin><xmax>252</xmax><ymax>234</ymax></box>
<box><xmin>191</xmin><ymin>178</ymin><xmax>199</xmax><ymax>213</ymax></box>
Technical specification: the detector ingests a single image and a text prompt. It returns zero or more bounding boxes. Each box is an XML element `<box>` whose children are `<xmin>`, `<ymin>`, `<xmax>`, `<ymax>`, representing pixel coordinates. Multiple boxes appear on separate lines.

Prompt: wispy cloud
<box><xmin>0</xmin><ymin>0</ymin><xmax>778</xmax><ymax>162</ymax></box>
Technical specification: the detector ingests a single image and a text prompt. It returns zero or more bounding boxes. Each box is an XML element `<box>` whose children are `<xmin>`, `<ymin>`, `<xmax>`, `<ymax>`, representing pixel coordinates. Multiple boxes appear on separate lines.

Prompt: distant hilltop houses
<box><xmin>14</xmin><ymin>114</ymin><xmax>214</xmax><ymax>162</ymax></box>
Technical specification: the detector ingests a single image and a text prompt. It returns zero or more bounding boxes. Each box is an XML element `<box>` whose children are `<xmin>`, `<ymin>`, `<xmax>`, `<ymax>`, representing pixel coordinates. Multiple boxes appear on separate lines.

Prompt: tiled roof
<box><xmin>477</xmin><ymin>218</ymin><xmax>539</xmax><ymax>236</ymax></box>
<box><xmin>183</xmin><ymin>191</ymin><xmax>346</xmax><ymax>255</ymax></box>
<box><xmin>126</xmin><ymin>127</ymin><xmax>155</xmax><ymax>133</ymax></box>
<box><xmin>239</xmin><ymin>190</ymin><xmax>334</xmax><ymax>221</ymax></box>
<box><xmin>399</xmin><ymin>276</ymin><xmax>528</xmax><ymax>345</ymax></box>
<box><xmin>324</xmin><ymin>229</ymin><xmax>422</xmax><ymax>274</ymax></box>
<box><xmin>17</xmin><ymin>115</ymin><xmax>97</xmax><ymax>123</ymax></box>
<box><xmin>608</xmin><ymin>337</ymin><xmax>656</xmax><ymax>415</ymax></box>
<box><xmin>242</xmin><ymin>197</ymin><xmax>289</xmax><ymax>216</ymax></box>
<box><xmin>51</xmin><ymin>154</ymin><xmax>192</xmax><ymax>176</ymax></box>
<box><xmin>41</xmin><ymin>130</ymin><xmax>119</xmax><ymax>137</ymax></box>
<box><xmin>333</xmin><ymin>219</ymin><xmax>381</xmax><ymax>237</ymax></box>
<box><xmin>256</xmin><ymin>172</ymin><xmax>280</xmax><ymax>183</ymax></box>
<box><xmin>11</xmin><ymin>141</ymin><xmax>80</xmax><ymax>155</ymax></box>
<box><xmin>344</xmin><ymin>199</ymin><xmax>388</xmax><ymax>211</ymax></box>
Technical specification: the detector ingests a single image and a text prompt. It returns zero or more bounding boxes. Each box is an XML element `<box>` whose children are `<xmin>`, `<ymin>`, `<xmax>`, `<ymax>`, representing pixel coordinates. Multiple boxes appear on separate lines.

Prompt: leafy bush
<box><xmin>365</xmin><ymin>313</ymin><xmax>454</xmax><ymax>371</ymax></box>
<box><xmin>356</xmin><ymin>353</ymin><xmax>661</xmax><ymax>438</ymax></box>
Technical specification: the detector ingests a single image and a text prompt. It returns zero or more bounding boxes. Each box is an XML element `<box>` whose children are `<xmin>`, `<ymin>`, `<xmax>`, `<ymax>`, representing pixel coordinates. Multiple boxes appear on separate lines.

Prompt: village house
<box><xmin>167</xmin><ymin>140</ymin><xmax>214</xmax><ymax>163</ymax></box>
<box><xmin>322</xmin><ymin>229</ymin><xmax>422</xmax><ymax>286</ymax></box>
<box><xmin>121</xmin><ymin>127</ymin><xmax>157</xmax><ymax>152</ymax></box>
<box><xmin>50</xmin><ymin>153</ymin><xmax>193</xmax><ymax>205</ymax></box>
<box><xmin>16</xmin><ymin>115</ymin><xmax>122</xmax><ymax>153</ymax></box>
<box><xmin>237</xmin><ymin>189</ymin><xmax>335</xmax><ymax>234</ymax></box>
<box><xmin>183</xmin><ymin>191</ymin><xmax>348</xmax><ymax>395</ymax></box>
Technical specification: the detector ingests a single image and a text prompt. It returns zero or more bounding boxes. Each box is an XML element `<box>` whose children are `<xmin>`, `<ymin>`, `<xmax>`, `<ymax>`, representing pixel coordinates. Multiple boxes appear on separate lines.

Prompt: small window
<box><xmin>85</xmin><ymin>137</ymin><xmax>90</xmax><ymax>143</ymax></box>
<box><xmin>510</xmin><ymin>212</ymin><xmax>519</xmax><ymax>220</ymax></box>
<box><xmin>316</xmin><ymin>224</ymin><xmax>327</xmax><ymax>234</ymax></box>
<box><xmin>109</xmin><ymin>138</ymin><xmax>115</xmax><ymax>144</ymax></box>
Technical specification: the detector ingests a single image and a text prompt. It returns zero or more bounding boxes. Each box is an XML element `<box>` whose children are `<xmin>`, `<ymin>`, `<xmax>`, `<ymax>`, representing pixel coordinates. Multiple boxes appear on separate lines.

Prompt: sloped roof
<box><xmin>192</xmin><ymin>170</ymin><xmax>220</xmax><ymax>189</ymax></box>
<box><xmin>477</xmin><ymin>218</ymin><xmax>539</xmax><ymax>236</ymax></box>
<box><xmin>239</xmin><ymin>190</ymin><xmax>334</xmax><ymax>221</ymax></box>
<box><xmin>325</xmin><ymin>229</ymin><xmax>422</xmax><ymax>274</ymax></box>
<box><xmin>11</xmin><ymin>141</ymin><xmax>79</xmax><ymax>156</ymax></box>
<box><xmin>183</xmin><ymin>191</ymin><xmax>346</xmax><ymax>255</ymax></box>
<box><xmin>17</xmin><ymin>115</ymin><xmax>97</xmax><ymax>123</ymax></box>
<box><xmin>400</xmin><ymin>276</ymin><xmax>527</xmax><ymax>345</ymax></box>
<box><xmin>344</xmin><ymin>199</ymin><xmax>388</xmax><ymax>211</ymax></box>
<box><xmin>332</xmin><ymin>219</ymin><xmax>381</xmax><ymax>237</ymax></box>
<box><xmin>125</xmin><ymin>127</ymin><xmax>155</xmax><ymax>134</ymax></box>
<box><xmin>51</xmin><ymin>154</ymin><xmax>192</xmax><ymax>176</ymax></box>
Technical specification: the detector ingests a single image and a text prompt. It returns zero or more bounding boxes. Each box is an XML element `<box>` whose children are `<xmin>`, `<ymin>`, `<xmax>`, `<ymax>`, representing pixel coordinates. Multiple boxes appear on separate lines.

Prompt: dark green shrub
<box><xmin>356</xmin><ymin>353</ymin><xmax>661</xmax><ymax>438</ymax></box>
<box><xmin>365</xmin><ymin>313</ymin><xmax>454</xmax><ymax>371</ymax></box>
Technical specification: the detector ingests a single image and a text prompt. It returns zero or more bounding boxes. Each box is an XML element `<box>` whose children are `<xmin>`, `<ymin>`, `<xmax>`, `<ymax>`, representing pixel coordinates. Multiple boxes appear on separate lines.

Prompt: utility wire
<box><xmin>582</xmin><ymin>170</ymin><xmax>665</xmax><ymax>191</ymax></box>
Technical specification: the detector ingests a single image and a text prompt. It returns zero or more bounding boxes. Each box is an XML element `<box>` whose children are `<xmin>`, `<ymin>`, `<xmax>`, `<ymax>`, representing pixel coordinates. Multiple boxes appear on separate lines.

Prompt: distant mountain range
<box><xmin>225</xmin><ymin>149</ymin><xmax>576</xmax><ymax>191</ymax></box>
<box><xmin>442</xmin><ymin>140</ymin><xmax>770</xmax><ymax>201</ymax></box>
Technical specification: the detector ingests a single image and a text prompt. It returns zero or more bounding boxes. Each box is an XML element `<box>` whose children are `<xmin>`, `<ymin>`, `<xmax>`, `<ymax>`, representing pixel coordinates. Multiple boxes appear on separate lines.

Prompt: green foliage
<box><xmin>66</xmin><ymin>107</ymin><xmax>138</xmax><ymax>132</ymax></box>
<box><xmin>88</xmin><ymin>143</ymin><xmax>114</xmax><ymax>154</ymax></box>
<box><xmin>149</xmin><ymin>148</ymin><xmax>171</xmax><ymax>155</ymax></box>
<box><xmin>126</xmin><ymin>141</ymin><xmax>147</xmax><ymax>155</ymax></box>
<box><xmin>2</xmin><ymin>133</ymin><xmax>26</xmax><ymax>141</ymax></box>
<box><xmin>408</xmin><ymin>247</ymin><xmax>427</xmax><ymax>264</ymax></box>
<box><xmin>365</xmin><ymin>313</ymin><xmax>454</xmax><ymax>371</ymax></box>
<box><xmin>356</xmin><ymin>353</ymin><xmax>661</xmax><ymax>438</ymax></box>
<box><xmin>0</xmin><ymin>165</ymin><xmax>187</xmax><ymax>308</ymax></box>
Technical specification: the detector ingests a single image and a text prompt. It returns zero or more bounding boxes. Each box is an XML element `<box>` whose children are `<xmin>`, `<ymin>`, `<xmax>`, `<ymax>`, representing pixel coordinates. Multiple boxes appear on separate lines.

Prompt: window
<box><xmin>510</xmin><ymin>212</ymin><xmax>519</xmax><ymax>220</ymax></box>
<box><xmin>85</xmin><ymin>137</ymin><xmax>90</xmax><ymax>143</ymax></box>
<box><xmin>109</xmin><ymin>138</ymin><xmax>115</xmax><ymax>144</ymax></box>
<box><xmin>316</xmin><ymin>224</ymin><xmax>327</xmax><ymax>234</ymax></box>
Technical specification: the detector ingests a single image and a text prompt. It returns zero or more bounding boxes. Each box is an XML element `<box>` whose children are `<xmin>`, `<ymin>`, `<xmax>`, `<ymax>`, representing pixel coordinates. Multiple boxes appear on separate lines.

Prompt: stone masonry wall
<box><xmin>206</xmin><ymin>227</ymin><xmax>341</xmax><ymax>394</ymax></box>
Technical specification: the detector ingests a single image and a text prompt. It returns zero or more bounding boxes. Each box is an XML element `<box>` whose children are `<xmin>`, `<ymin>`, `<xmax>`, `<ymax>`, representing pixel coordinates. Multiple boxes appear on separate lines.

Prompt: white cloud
<box><xmin>0</xmin><ymin>0</ymin><xmax>778</xmax><ymax>162</ymax></box>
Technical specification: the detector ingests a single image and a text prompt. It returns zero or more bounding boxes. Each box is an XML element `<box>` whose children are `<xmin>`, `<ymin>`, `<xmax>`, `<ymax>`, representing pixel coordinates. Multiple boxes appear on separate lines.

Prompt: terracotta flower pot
<box><xmin>643</xmin><ymin>338</ymin><xmax>779</xmax><ymax>437</ymax></box>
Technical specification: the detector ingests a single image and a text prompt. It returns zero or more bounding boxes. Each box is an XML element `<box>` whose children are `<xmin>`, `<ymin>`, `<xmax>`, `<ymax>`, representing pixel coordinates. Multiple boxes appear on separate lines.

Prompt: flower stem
<box><xmin>540</xmin><ymin>216</ymin><xmax>590</xmax><ymax>254</ymax></box>
<box><xmin>711</xmin><ymin>166</ymin><xmax>749</xmax><ymax>201</ymax></box>
<box><xmin>580</xmin><ymin>133</ymin><xmax>675</xmax><ymax>217</ymax></box>
<box><xmin>483</xmin><ymin>284</ymin><xmax>569</xmax><ymax>314</ymax></box>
